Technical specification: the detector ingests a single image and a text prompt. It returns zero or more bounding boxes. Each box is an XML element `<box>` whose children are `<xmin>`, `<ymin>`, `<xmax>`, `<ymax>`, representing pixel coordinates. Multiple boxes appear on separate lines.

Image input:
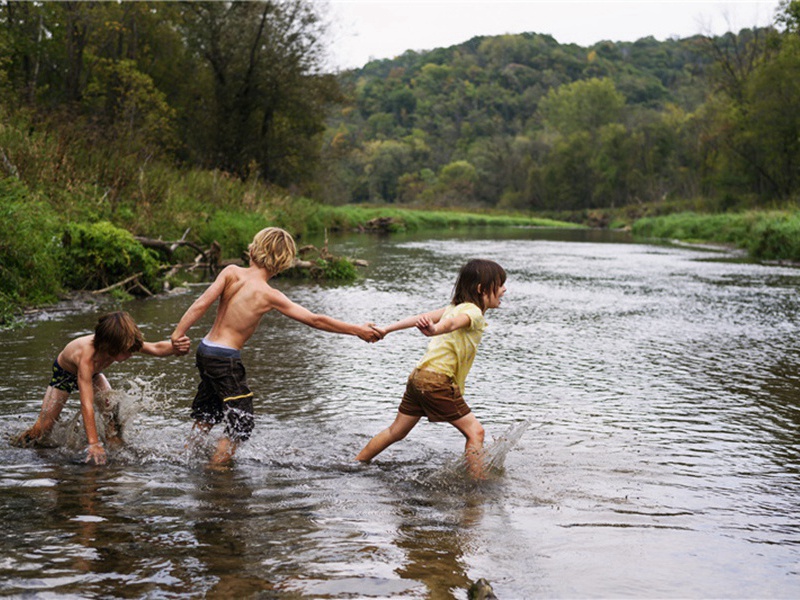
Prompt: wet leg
<box><xmin>210</xmin><ymin>437</ymin><xmax>237</xmax><ymax>466</ymax></box>
<box><xmin>13</xmin><ymin>387</ymin><xmax>69</xmax><ymax>446</ymax></box>
<box><xmin>450</xmin><ymin>414</ymin><xmax>486</xmax><ymax>479</ymax></box>
<box><xmin>356</xmin><ymin>412</ymin><xmax>420</xmax><ymax>462</ymax></box>
<box><xmin>94</xmin><ymin>375</ymin><xmax>122</xmax><ymax>448</ymax></box>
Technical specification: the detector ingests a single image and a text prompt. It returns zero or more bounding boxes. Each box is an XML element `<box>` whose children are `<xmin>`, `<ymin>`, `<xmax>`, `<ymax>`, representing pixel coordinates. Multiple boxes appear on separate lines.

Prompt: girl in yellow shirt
<box><xmin>357</xmin><ymin>259</ymin><xmax>507</xmax><ymax>478</ymax></box>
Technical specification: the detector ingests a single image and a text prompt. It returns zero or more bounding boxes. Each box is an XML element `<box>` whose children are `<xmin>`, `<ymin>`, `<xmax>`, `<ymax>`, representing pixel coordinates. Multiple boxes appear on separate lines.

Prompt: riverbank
<box><xmin>631</xmin><ymin>210</ymin><xmax>800</xmax><ymax>264</ymax></box>
<box><xmin>0</xmin><ymin>180</ymin><xmax>579</xmax><ymax>326</ymax></box>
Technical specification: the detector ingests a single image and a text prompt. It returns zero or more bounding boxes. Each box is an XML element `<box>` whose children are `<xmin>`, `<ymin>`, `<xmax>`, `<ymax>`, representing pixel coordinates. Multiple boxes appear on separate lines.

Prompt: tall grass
<box><xmin>632</xmin><ymin>211</ymin><xmax>800</xmax><ymax>262</ymax></box>
<box><xmin>0</xmin><ymin>115</ymin><xmax>579</xmax><ymax>322</ymax></box>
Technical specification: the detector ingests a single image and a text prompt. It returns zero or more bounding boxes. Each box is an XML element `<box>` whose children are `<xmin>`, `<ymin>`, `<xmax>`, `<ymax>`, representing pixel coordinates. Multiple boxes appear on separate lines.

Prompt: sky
<box><xmin>325</xmin><ymin>0</ymin><xmax>782</xmax><ymax>70</ymax></box>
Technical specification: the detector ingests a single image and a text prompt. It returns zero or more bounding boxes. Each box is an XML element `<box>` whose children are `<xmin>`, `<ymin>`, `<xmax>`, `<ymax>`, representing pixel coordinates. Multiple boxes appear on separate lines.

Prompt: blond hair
<box><xmin>248</xmin><ymin>227</ymin><xmax>297</xmax><ymax>274</ymax></box>
<box><xmin>93</xmin><ymin>311</ymin><xmax>144</xmax><ymax>356</ymax></box>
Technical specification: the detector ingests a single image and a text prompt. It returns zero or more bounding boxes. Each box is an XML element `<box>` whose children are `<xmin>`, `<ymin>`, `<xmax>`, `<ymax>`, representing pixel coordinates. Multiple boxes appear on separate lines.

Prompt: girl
<box><xmin>357</xmin><ymin>259</ymin><xmax>506</xmax><ymax>477</ymax></box>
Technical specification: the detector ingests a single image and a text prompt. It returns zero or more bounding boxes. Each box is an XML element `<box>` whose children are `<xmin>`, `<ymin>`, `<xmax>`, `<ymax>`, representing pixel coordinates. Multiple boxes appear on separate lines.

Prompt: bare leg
<box><xmin>187</xmin><ymin>422</ymin><xmax>236</xmax><ymax>466</ymax></box>
<box><xmin>93</xmin><ymin>374</ymin><xmax>122</xmax><ymax>448</ymax></box>
<box><xmin>186</xmin><ymin>420</ymin><xmax>212</xmax><ymax>450</ymax></box>
<box><xmin>13</xmin><ymin>386</ymin><xmax>70</xmax><ymax>446</ymax></box>
<box><xmin>450</xmin><ymin>413</ymin><xmax>486</xmax><ymax>479</ymax></box>
<box><xmin>210</xmin><ymin>437</ymin><xmax>237</xmax><ymax>466</ymax></box>
<box><xmin>356</xmin><ymin>412</ymin><xmax>421</xmax><ymax>462</ymax></box>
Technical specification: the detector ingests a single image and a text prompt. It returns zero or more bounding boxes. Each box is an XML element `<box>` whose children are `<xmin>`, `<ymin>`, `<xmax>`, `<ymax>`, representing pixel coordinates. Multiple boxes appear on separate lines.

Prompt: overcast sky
<box><xmin>325</xmin><ymin>0</ymin><xmax>781</xmax><ymax>70</ymax></box>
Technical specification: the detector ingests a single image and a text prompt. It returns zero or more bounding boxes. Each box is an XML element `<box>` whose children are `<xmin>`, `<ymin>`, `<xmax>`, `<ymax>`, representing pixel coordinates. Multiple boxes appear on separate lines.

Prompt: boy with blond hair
<box><xmin>14</xmin><ymin>311</ymin><xmax>190</xmax><ymax>464</ymax></box>
<box><xmin>171</xmin><ymin>227</ymin><xmax>380</xmax><ymax>464</ymax></box>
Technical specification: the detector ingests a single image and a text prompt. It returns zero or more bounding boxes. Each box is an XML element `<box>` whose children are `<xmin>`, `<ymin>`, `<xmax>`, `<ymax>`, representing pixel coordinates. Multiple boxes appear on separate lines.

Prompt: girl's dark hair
<box><xmin>451</xmin><ymin>259</ymin><xmax>506</xmax><ymax>311</ymax></box>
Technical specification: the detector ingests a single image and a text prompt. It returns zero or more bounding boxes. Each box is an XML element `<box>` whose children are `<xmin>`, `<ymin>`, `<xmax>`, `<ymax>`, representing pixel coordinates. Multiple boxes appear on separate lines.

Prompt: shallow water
<box><xmin>1</xmin><ymin>228</ymin><xmax>799</xmax><ymax>598</ymax></box>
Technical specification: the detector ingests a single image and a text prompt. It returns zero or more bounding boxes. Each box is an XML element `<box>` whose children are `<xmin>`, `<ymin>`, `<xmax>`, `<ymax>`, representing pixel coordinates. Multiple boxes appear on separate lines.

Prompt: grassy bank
<box><xmin>1</xmin><ymin>110</ymin><xmax>583</xmax><ymax>323</ymax></box>
<box><xmin>632</xmin><ymin>210</ymin><xmax>800</xmax><ymax>262</ymax></box>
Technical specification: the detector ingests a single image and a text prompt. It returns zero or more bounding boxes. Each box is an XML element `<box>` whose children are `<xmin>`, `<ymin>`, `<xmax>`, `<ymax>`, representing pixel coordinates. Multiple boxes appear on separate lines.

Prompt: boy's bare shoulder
<box><xmin>59</xmin><ymin>334</ymin><xmax>95</xmax><ymax>371</ymax></box>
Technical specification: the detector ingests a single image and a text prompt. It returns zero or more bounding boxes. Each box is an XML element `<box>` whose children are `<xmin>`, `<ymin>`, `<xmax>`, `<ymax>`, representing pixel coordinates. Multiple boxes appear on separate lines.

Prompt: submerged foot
<box><xmin>11</xmin><ymin>427</ymin><xmax>43</xmax><ymax>448</ymax></box>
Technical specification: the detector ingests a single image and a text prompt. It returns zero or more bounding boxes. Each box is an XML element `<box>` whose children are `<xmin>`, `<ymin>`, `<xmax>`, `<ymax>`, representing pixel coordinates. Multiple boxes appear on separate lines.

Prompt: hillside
<box><xmin>317</xmin><ymin>25</ymin><xmax>799</xmax><ymax>213</ymax></box>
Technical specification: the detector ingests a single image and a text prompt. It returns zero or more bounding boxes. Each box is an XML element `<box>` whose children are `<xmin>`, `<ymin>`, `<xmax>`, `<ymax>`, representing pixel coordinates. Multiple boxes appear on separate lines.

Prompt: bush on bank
<box><xmin>0</xmin><ymin>178</ymin><xmax>64</xmax><ymax>323</ymax></box>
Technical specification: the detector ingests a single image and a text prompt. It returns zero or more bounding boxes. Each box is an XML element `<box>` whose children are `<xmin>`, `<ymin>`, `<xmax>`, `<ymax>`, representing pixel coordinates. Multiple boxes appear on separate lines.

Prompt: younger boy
<box><xmin>14</xmin><ymin>311</ymin><xmax>190</xmax><ymax>464</ymax></box>
<box><xmin>171</xmin><ymin>226</ymin><xmax>380</xmax><ymax>465</ymax></box>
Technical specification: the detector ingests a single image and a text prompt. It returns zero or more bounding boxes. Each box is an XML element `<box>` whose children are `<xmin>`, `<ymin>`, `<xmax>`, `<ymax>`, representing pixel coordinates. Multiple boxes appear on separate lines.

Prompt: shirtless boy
<box><xmin>171</xmin><ymin>227</ymin><xmax>380</xmax><ymax>465</ymax></box>
<box><xmin>14</xmin><ymin>311</ymin><xmax>190</xmax><ymax>464</ymax></box>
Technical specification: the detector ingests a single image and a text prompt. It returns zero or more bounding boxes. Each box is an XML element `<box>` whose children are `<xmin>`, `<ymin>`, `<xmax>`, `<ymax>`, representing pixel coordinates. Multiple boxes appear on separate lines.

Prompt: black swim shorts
<box><xmin>191</xmin><ymin>343</ymin><xmax>255</xmax><ymax>442</ymax></box>
<box><xmin>48</xmin><ymin>359</ymin><xmax>79</xmax><ymax>394</ymax></box>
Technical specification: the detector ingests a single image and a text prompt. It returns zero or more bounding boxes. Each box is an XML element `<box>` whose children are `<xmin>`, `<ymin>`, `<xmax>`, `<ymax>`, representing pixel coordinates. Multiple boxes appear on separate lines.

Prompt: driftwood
<box><xmin>361</xmin><ymin>216</ymin><xmax>402</xmax><ymax>233</ymax></box>
<box><xmin>91</xmin><ymin>272</ymin><xmax>153</xmax><ymax>297</ymax></box>
<box><xmin>135</xmin><ymin>228</ymin><xmax>207</xmax><ymax>261</ymax></box>
<box><xmin>93</xmin><ymin>231</ymin><xmax>366</xmax><ymax>297</ymax></box>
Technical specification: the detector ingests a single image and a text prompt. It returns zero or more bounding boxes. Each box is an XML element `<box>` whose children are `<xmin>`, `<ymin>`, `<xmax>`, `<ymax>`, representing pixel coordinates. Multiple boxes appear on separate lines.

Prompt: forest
<box><xmin>321</xmin><ymin>5</ymin><xmax>800</xmax><ymax>213</ymax></box>
<box><xmin>0</xmin><ymin>1</ymin><xmax>799</xmax><ymax>322</ymax></box>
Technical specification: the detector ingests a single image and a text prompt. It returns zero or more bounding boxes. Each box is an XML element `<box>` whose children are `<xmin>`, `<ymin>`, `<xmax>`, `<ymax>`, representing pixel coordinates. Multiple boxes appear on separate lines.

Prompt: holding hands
<box><xmin>171</xmin><ymin>335</ymin><xmax>191</xmax><ymax>355</ymax></box>
<box><xmin>358</xmin><ymin>323</ymin><xmax>384</xmax><ymax>343</ymax></box>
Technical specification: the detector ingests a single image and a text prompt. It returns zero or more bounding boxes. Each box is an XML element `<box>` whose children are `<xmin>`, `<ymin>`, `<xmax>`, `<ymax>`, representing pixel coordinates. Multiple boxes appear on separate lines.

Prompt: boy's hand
<box><xmin>86</xmin><ymin>442</ymin><xmax>107</xmax><ymax>465</ymax></box>
<box><xmin>357</xmin><ymin>323</ymin><xmax>382</xmax><ymax>343</ymax></box>
<box><xmin>416</xmin><ymin>316</ymin><xmax>436</xmax><ymax>337</ymax></box>
<box><xmin>370</xmin><ymin>324</ymin><xmax>387</xmax><ymax>339</ymax></box>
<box><xmin>171</xmin><ymin>335</ymin><xmax>191</xmax><ymax>355</ymax></box>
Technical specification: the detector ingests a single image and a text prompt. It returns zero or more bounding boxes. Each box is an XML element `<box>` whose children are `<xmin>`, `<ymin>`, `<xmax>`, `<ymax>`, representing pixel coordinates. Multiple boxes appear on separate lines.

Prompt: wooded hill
<box><xmin>318</xmin><ymin>10</ymin><xmax>800</xmax><ymax>213</ymax></box>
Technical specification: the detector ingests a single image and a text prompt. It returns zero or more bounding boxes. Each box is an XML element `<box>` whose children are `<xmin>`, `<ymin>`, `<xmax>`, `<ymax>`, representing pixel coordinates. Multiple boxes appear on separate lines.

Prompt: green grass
<box><xmin>632</xmin><ymin>210</ymin><xmax>800</xmax><ymax>262</ymax></box>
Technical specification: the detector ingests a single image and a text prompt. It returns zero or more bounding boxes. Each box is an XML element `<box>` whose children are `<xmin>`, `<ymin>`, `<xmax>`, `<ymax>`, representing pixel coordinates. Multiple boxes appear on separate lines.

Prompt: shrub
<box><xmin>61</xmin><ymin>221</ymin><xmax>160</xmax><ymax>292</ymax></box>
<box><xmin>0</xmin><ymin>178</ymin><xmax>63</xmax><ymax>322</ymax></box>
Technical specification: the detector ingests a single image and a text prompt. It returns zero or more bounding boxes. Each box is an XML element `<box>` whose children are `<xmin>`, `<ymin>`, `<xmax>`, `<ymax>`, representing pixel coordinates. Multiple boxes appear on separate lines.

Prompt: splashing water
<box><xmin>37</xmin><ymin>375</ymin><xmax>172</xmax><ymax>457</ymax></box>
<box><xmin>422</xmin><ymin>419</ymin><xmax>532</xmax><ymax>485</ymax></box>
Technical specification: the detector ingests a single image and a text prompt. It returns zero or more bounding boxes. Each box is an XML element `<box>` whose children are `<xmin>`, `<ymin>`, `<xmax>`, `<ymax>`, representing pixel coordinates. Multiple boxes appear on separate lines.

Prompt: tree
<box><xmin>538</xmin><ymin>78</ymin><xmax>625</xmax><ymax>135</ymax></box>
<box><xmin>177</xmin><ymin>1</ymin><xmax>337</xmax><ymax>185</ymax></box>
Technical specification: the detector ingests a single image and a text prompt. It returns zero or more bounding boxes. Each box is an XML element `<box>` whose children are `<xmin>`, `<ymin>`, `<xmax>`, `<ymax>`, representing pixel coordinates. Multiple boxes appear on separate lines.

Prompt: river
<box><xmin>1</xmin><ymin>228</ymin><xmax>798</xmax><ymax>598</ymax></box>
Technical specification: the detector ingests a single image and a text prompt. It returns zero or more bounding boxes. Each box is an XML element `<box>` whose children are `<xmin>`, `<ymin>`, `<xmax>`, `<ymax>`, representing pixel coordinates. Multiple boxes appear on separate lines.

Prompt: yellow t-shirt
<box><xmin>416</xmin><ymin>302</ymin><xmax>487</xmax><ymax>392</ymax></box>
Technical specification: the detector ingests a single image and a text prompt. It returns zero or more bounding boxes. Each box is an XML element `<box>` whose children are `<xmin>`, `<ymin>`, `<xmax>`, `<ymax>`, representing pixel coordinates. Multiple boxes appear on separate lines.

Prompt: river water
<box><xmin>1</xmin><ymin>228</ymin><xmax>798</xmax><ymax>599</ymax></box>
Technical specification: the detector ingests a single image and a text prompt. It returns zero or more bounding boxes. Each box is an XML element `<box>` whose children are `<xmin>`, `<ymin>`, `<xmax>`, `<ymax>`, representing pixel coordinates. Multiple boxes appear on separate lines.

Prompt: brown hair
<box><xmin>248</xmin><ymin>227</ymin><xmax>297</xmax><ymax>275</ymax></box>
<box><xmin>451</xmin><ymin>259</ymin><xmax>507</xmax><ymax>312</ymax></box>
<box><xmin>93</xmin><ymin>311</ymin><xmax>144</xmax><ymax>356</ymax></box>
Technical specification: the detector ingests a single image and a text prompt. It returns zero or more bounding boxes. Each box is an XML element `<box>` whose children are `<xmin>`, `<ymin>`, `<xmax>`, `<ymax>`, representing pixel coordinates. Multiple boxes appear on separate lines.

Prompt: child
<box><xmin>13</xmin><ymin>311</ymin><xmax>190</xmax><ymax>464</ymax></box>
<box><xmin>170</xmin><ymin>226</ymin><xmax>381</xmax><ymax>465</ymax></box>
<box><xmin>356</xmin><ymin>259</ymin><xmax>506</xmax><ymax>478</ymax></box>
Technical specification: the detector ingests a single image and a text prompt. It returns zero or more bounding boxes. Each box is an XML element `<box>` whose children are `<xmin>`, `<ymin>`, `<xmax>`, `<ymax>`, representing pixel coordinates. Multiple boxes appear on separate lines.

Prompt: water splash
<box><xmin>31</xmin><ymin>375</ymin><xmax>170</xmax><ymax>455</ymax></box>
<box><xmin>421</xmin><ymin>420</ymin><xmax>532</xmax><ymax>486</ymax></box>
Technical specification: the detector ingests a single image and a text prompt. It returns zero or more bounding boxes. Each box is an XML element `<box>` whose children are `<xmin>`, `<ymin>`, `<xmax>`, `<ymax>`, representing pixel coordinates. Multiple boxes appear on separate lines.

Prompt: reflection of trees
<box><xmin>35</xmin><ymin>467</ymin><xmax>136</xmax><ymax>595</ymax></box>
<box><xmin>393</xmin><ymin>492</ymin><xmax>486</xmax><ymax>599</ymax></box>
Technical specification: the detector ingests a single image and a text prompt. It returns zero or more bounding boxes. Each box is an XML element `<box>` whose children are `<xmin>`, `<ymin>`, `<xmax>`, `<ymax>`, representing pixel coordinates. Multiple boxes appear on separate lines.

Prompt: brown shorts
<box><xmin>398</xmin><ymin>368</ymin><xmax>471</xmax><ymax>423</ymax></box>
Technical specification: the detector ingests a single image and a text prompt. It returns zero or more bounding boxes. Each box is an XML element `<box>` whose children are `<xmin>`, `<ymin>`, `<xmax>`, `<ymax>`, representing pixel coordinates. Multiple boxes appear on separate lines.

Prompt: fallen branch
<box><xmin>135</xmin><ymin>233</ymin><xmax>206</xmax><ymax>259</ymax></box>
<box><xmin>91</xmin><ymin>272</ymin><xmax>143</xmax><ymax>295</ymax></box>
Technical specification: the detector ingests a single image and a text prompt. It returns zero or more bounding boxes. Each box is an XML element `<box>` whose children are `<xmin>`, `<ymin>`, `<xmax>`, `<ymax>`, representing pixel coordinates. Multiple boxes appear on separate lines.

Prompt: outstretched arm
<box><xmin>142</xmin><ymin>339</ymin><xmax>190</xmax><ymax>357</ymax></box>
<box><xmin>271</xmin><ymin>290</ymin><xmax>380</xmax><ymax>342</ymax></box>
<box><xmin>170</xmin><ymin>269</ymin><xmax>229</xmax><ymax>348</ymax></box>
<box><xmin>373</xmin><ymin>307</ymin><xmax>448</xmax><ymax>337</ymax></box>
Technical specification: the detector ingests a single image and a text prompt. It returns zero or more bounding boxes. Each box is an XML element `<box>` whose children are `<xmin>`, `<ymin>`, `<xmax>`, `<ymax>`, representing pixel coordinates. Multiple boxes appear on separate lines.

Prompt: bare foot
<box><xmin>11</xmin><ymin>426</ymin><xmax>42</xmax><ymax>448</ymax></box>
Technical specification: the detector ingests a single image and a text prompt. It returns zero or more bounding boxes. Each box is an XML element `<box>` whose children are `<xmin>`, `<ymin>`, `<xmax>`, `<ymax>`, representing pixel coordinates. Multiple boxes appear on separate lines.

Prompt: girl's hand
<box><xmin>416</xmin><ymin>316</ymin><xmax>436</xmax><ymax>336</ymax></box>
<box><xmin>357</xmin><ymin>323</ymin><xmax>382</xmax><ymax>343</ymax></box>
<box><xmin>370</xmin><ymin>324</ymin><xmax>387</xmax><ymax>339</ymax></box>
<box><xmin>86</xmin><ymin>442</ymin><xmax>107</xmax><ymax>465</ymax></box>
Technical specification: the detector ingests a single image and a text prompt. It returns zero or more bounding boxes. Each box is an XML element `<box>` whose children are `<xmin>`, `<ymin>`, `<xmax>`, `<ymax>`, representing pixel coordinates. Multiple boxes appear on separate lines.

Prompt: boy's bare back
<box><xmin>171</xmin><ymin>227</ymin><xmax>381</xmax><ymax>358</ymax></box>
<box><xmin>190</xmin><ymin>264</ymin><xmax>282</xmax><ymax>349</ymax></box>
